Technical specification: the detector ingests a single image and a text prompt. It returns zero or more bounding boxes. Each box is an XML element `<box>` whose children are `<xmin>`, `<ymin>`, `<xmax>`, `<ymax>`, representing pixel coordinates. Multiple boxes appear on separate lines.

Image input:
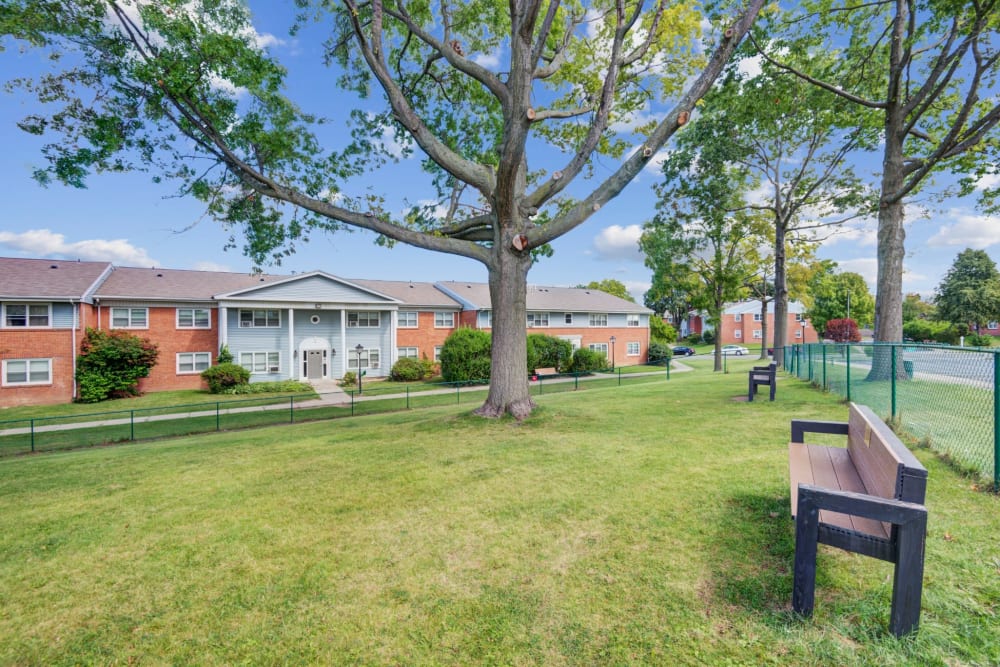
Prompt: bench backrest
<box><xmin>847</xmin><ymin>403</ymin><xmax>927</xmax><ymax>505</ymax></box>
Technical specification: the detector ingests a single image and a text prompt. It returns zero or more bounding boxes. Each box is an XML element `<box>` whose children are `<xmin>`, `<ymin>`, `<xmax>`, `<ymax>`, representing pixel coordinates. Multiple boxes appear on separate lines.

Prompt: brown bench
<box><xmin>529</xmin><ymin>367</ymin><xmax>558</xmax><ymax>381</ymax></box>
<box><xmin>748</xmin><ymin>363</ymin><xmax>776</xmax><ymax>401</ymax></box>
<box><xmin>788</xmin><ymin>403</ymin><xmax>928</xmax><ymax>636</ymax></box>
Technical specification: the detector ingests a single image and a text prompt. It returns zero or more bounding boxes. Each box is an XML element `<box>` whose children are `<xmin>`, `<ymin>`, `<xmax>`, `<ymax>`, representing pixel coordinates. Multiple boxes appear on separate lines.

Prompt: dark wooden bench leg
<box><xmin>748</xmin><ymin>374</ymin><xmax>755</xmax><ymax>402</ymax></box>
<box><xmin>889</xmin><ymin>511</ymin><xmax>928</xmax><ymax>637</ymax></box>
<box><xmin>792</xmin><ymin>489</ymin><xmax>820</xmax><ymax>616</ymax></box>
<box><xmin>769</xmin><ymin>374</ymin><xmax>776</xmax><ymax>401</ymax></box>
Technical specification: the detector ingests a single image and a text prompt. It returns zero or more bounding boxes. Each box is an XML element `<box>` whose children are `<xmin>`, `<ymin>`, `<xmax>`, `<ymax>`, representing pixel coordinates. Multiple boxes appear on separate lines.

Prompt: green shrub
<box><xmin>390</xmin><ymin>357</ymin><xmax>428</xmax><ymax>381</ymax></box>
<box><xmin>647</xmin><ymin>341</ymin><xmax>673</xmax><ymax>365</ymax></box>
<box><xmin>221</xmin><ymin>380</ymin><xmax>313</xmax><ymax>395</ymax></box>
<box><xmin>527</xmin><ymin>333</ymin><xmax>573</xmax><ymax>372</ymax></box>
<box><xmin>702</xmin><ymin>329</ymin><xmax>715</xmax><ymax>344</ymax></box>
<box><xmin>650</xmin><ymin>317</ymin><xmax>677</xmax><ymax>344</ymax></box>
<box><xmin>440</xmin><ymin>328</ymin><xmax>492</xmax><ymax>383</ymax></box>
<box><xmin>685</xmin><ymin>333</ymin><xmax>702</xmax><ymax>345</ymax></box>
<box><xmin>217</xmin><ymin>344</ymin><xmax>234</xmax><ymax>364</ymax></box>
<box><xmin>76</xmin><ymin>328</ymin><xmax>159</xmax><ymax>402</ymax></box>
<box><xmin>569</xmin><ymin>348</ymin><xmax>607</xmax><ymax>373</ymax></box>
<box><xmin>340</xmin><ymin>371</ymin><xmax>357</xmax><ymax>388</ymax></box>
<box><xmin>201</xmin><ymin>363</ymin><xmax>251</xmax><ymax>394</ymax></box>
<box><xmin>966</xmin><ymin>333</ymin><xmax>992</xmax><ymax>347</ymax></box>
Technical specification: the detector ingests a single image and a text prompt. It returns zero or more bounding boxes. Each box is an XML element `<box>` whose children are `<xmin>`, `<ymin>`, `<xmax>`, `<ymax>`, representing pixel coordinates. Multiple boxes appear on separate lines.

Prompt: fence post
<box><xmin>994</xmin><ymin>351</ymin><xmax>999</xmax><ymax>492</ymax></box>
<box><xmin>30</xmin><ymin>419</ymin><xmax>35</xmax><ymax>453</ymax></box>
<box><xmin>618</xmin><ymin>368</ymin><xmax>622</xmax><ymax>386</ymax></box>
<box><xmin>456</xmin><ymin>383</ymin><xmax>461</xmax><ymax>404</ymax></box>
<box><xmin>406</xmin><ymin>387</ymin><xmax>410</xmax><ymax>410</ymax></box>
<box><xmin>289</xmin><ymin>396</ymin><xmax>294</xmax><ymax>423</ymax></box>
<box><xmin>351</xmin><ymin>391</ymin><xmax>355</xmax><ymax>417</ymax></box>
<box><xmin>846</xmin><ymin>345</ymin><xmax>851</xmax><ymax>402</ymax></box>
<box><xmin>130</xmin><ymin>410</ymin><xmax>135</xmax><ymax>441</ymax></box>
<box><xmin>891</xmin><ymin>343</ymin><xmax>898</xmax><ymax>419</ymax></box>
<box><xmin>216</xmin><ymin>403</ymin><xmax>221</xmax><ymax>431</ymax></box>
<box><xmin>574</xmin><ymin>372</ymin><xmax>579</xmax><ymax>390</ymax></box>
<box><xmin>822</xmin><ymin>345</ymin><xmax>827</xmax><ymax>390</ymax></box>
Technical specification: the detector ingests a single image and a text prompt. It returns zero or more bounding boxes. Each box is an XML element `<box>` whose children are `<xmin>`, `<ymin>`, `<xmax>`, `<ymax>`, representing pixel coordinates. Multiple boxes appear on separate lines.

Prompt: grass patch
<box><xmin>0</xmin><ymin>370</ymin><xmax>997</xmax><ymax>664</ymax></box>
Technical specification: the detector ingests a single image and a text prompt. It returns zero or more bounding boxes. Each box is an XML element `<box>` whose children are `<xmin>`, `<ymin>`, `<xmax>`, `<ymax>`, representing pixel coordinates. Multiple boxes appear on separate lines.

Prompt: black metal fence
<box><xmin>0</xmin><ymin>367</ymin><xmax>670</xmax><ymax>458</ymax></box>
<box><xmin>784</xmin><ymin>342</ymin><xmax>999</xmax><ymax>490</ymax></box>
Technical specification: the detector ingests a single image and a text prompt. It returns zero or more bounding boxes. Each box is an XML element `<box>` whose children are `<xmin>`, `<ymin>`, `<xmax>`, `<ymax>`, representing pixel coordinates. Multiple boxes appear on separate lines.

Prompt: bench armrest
<box><xmin>795</xmin><ymin>484</ymin><xmax>927</xmax><ymax>526</ymax></box>
<box><xmin>791</xmin><ymin>419</ymin><xmax>848</xmax><ymax>443</ymax></box>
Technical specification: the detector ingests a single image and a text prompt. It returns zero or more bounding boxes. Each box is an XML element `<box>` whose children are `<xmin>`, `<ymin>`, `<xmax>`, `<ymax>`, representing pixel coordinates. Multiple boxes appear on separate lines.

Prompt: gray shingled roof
<box><xmin>0</xmin><ymin>257</ymin><xmax>111</xmax><ymax>299</ymax></box>
<box><xmin>350</xmin><ymin>279</ymin><xmax>462</xmax><ymax>308</ymax></box>
<box><xmin>94</xmin><ymin>266</ymin><xmax>284</xmax><ymax>301</ymax></box>
<box><xmin>437</xmin><ymin>281</ymin><xmax>652</xmax><ymax>313</ymax></box>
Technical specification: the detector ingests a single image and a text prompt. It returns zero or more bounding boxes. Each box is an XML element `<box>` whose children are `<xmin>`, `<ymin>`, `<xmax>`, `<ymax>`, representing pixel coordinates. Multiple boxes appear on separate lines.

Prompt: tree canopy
<box><xmin>806</xmin><ymin>264</ymin><xmax>874</xmax><ymax>335</ymax></box>
<box><xmin>1</xmin><ymin>0</ymin><xmax>767</xmax><ymax>418</ymax></box>
<box><xmin>935</xmin><ymin>249</ymin><xmax>1000</xmax><ymax>333</ymax></box>
<box><xmin>575</xmin><ymin>279</ymin><xmax>634</xmax><ymax>303</ymax></box>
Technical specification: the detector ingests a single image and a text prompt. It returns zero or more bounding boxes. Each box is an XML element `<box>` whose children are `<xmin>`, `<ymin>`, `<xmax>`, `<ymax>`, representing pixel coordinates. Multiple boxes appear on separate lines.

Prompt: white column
<box><xmin>390</xmin><ymin>310</ymin><xmax>398</xmax><ymax>367</ymax></box>
<box><xmin>218</xmin><ymin>306</ymin><xmax>228</xmax><ymax>353</ymax></box>
<box><xmin>288</xmin><ymin>308</ymin><xmax>296</xmax><ymax>380</ymax></box>
<box><xmin>340</xmin><ymin>308</ymin><xmax>348</xmax><ymax>378</ymax></box>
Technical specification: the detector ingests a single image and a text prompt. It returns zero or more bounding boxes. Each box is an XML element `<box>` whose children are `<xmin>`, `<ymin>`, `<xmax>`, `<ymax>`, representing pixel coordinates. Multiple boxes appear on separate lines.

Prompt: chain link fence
<box><xmin>784</xmin><ymin>342</ymin><xmax>998</xmax><ymax>490</ymax></box>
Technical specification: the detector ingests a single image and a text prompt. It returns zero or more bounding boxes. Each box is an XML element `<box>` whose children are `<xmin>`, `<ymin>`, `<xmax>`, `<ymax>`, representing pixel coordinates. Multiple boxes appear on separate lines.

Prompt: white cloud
<box><xmin>472</xmin><ymin>50</ymin><xmax>501</xmax><ymax>69</ymax></box>
<box><xmin>622</xmin><ymin>279</ymin><xmax>651</xmax><ymax>301</ymax></box>
<box><xmin>592</xmin><ymin>224</ymin><xmax>644</xmax><ymax>262</ymax></box>
<box><xmin>191</xmin><ymin>260</ymin><xmax>233</xmax><ymax>272</ymax></box>
<box><xmin>926</xmin><ymin>210</ymin><xmax>1000</xmax><ymax>249</ymax></box>
<box><xmin>0</xmin><ymin>229</ymin><xmax>158</xmax><ymax>266</ymax></box>
<box><xmin>834</xmin><ymin>257</ymin><xmax>878</xmax><ymax>287</ymax></box>
<box><xmin>976</xmin><ymin>173</ymin><xmax>1000</xmax><ymax>190</ymax></box>
<box><xmin>737</xmin><ymin>54</ymin><xmax>763</xmax><ymax>79</ymax></box>
<box><xmin>820</xmin><ymin>219</ymin><xmax>877</xmax><ymax>247</ymax></box>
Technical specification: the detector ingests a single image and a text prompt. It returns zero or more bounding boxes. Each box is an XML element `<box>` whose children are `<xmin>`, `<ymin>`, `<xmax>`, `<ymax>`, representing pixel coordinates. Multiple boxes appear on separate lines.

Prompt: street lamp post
<box><xmin>355</xmin><ymin>343</ymin><xmax>364</xmax><ymax>394</ymax></box>
<box><xmin>609</xmin><ymin>335</ymin><xmax>616</xmax><ymax>370</ymax></box>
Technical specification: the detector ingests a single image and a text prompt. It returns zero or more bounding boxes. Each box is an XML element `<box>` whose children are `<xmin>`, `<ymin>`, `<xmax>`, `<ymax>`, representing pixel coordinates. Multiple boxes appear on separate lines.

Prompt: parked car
<box><xmin>720</xmin><ymin>344</ymin><xmax>749</xmax><ymax>356</ymax></box>
<box><xmin>671</xmin><ymin>345</ymin><xmax>696</xmax><ymax>356</ymax></box>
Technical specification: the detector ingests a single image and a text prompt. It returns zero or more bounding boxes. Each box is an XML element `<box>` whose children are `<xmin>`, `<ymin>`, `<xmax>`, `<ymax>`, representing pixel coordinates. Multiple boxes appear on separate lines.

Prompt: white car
<box><xmin>720</xmin><ymin>345</ymin><xmax>749</xmax><ymax>356</ymax></box>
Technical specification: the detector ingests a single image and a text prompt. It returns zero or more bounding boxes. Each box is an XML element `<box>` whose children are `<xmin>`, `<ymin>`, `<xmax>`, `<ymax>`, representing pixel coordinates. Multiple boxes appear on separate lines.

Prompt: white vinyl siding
<box><xmin>111</xmin><ymin>307</ymin><xmax>148</xmax><ymax>329</ymax></box>
<box><xmin>398</xmin><ymin>311</ymin><xmax>418</xmax><ymax>328</ymax></box>
<box><xmin>239</xmin><ymin>309</ymin><xmax>280</xmax><ymax>328</ymax></box>
<box><xmin>177</xmin><ymin>308</ymin><xmax>211</xmax><ymax>329</ymax></box>
<box><xmin>3</xmin><ymin>358</ymin><xmax>52</xmax><ymax>386</ymax></box>
<box><xmin>177</xmin><ymin>352</ymin><xmax>211</xmax><ymax>374</ymax></box>
<box><xmin>564</xmin><ymin>313</ymin><xmax>573</xmax><ymax>325</ymax></box>
<box><xmin>4</xmin><ymin>303</ymin><xmax>51</xmax><ymax>327</ymax></box>
<box><xmin>348</xmin><ymin>348</ymin><xmax>380</xmax><ymax>370</ymax></box>
<box><xmin>589</xmin><ymin>313</ymin><xmax>608</xmax><ymax>327</ymax></box>
<box><xmin>627</xmin><ymin>314</ymin><xmax>640</xmax><ymax>327</ymax></box>
<box><xmin>347</xmin><ymin>311</ymin><xmax>380</xmax><ymax>328</ymax></box>
<box><xmin>434</xmin><ymin>312</ymin><xmax>455</xmax><ymax>328</ymax></box>
<box><xmin>240</xmin><ymin>351</ymin><xmax>280</xmax><ymax>374</ymax></box>
<box><xmin>527</xmin><ymin>312</ymin><xmax>549</xmax><ymax>327</ymax></box>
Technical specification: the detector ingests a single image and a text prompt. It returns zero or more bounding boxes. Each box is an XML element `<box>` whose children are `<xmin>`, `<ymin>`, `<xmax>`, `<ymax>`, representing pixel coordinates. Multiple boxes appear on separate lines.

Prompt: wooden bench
<box><xmin>748</xmin><ymin>363</ymin><xmax>776</xmax><ymax>401</ymax></box>
<box><xmin>529</xmin><ymin>367</ymin><xmax>558</xmax><ymax>381</ymax></box>
<box><xmin>788</xmin><ymin>403</ymin><xmax>928</xmax><ymax>636</ymax></box>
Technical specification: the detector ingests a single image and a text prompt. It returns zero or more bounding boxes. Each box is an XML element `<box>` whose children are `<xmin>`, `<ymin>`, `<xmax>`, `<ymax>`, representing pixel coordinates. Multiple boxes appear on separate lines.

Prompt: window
<box><xmin>177</xmin><ymin>352</ymin><xmax>211</xmax><ymax>374</ymax></box>
<box><xmin>734</xmin><ymin>330</ymin><xmax>742</xmax><ymax>338</ymax></box>
<box><xmin>627</xmin><ymin>314</ymin><xmax>640</xmax><ymax>327</ymax></box>
<box><xmin>398</xmin><ymin>311</ymin><xmax>418</xmax><ymax>328</ymax></box>
<box><xmin>398</xmin><ymin>347</ymin><xmax>418</xmax><ymax>359</ymax></box>
<box><xmin>734</xmin><ymin>313</ymin><xmax>742</xmax><ymax>322</ymax></box>
<box><xmin>434</xmin><ymin>312</ymin><xmax>455</xmax><ymax>328</ymax></box>
<box><xmin>753</xmin><ymin>330</ymin><xmax>762</xmax><ymax>339</ymax></box>
<box><xmin>240</xmin><ymin>351</ymin><xmax>280</xmax><ymax>373</ymax></box>
<box><xmin>795</xmin><ymin>313</ymin><xmax>804</xmax><ymax>322</ymax></box>
<box><xmin>3</xmin><ymin>358</ymin><xmax>51</xmax><ymax>386</ymax></box>
<box><xmin>111</xmin><ymin>307</ymin><xmax>148</xmax><ymax>329</ymax></box>
<box><xmin>348</xmin><ymin>348</ymin><xmax>380</xmax><ymax>370</ymax></box>
<box><xmin>347</xmin><ymin>311</ymin><xmax>380</xmax><ymax>328</ymax></box>
<box><xmin>482</xmin><ymin>310</ymin><xmax>492</xmax><ymax>327</ymax></box>
<box><xmin>753</xmin><ymin>313</ymin><xmax>762</xmax><ymax>322</ymax></box>
<box><xmin>565</xmin><ymin>313</ymin><xmax>573</xmax><ymax>325</ymax></box>
<box><xmin>795</xmin><ymin>329</ymin><xmax>803</xmax><ymax>339</ymax></box>
<box><xmin>989</xmin><ymin>321</ymin><xmax>999</xmax><ymax>330</ymax></box>
<box><xmin>239</xmin><ymin>309</ymin><xmax>280</xmax><ymax>328</ymax></box>
<box><xmin>626</xmin><ymin>342</ymin><xmax>640</xmax><ymax>356</ymax></box>
<box><xmin>589</xmin><ymin>343</ymin><xmax>609</xmax><ymax>358</ymax></box>
<box><xmin>434</xmin><ymin>346</ymin><xmax>443</xmax><ymax>362</ymax></box>
<box><xmin>527</xmin><ymin>312</ymin><xmax>549</xmax><ymax>327</ymax></box>
<box><xmin>177</xmin><ymin>308</ymin><xmax>211</xmax><ymax>329</ymax></box>
<box><xmin>4</xmin><ymin>304</ymin><xmax>50</xmax><ymax>327</ymax></box>
<box><xmin>589</xmin><ymin>313</ymin><xmax>608</xmax><ymax>327</ymax></box>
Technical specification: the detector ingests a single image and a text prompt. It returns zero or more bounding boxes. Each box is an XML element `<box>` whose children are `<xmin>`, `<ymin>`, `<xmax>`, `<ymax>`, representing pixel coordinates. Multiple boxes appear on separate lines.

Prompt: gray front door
<box><xmin>306</xmin><ymin>350</ymin><xmax>324</xmax><ymax>379</ymax></box>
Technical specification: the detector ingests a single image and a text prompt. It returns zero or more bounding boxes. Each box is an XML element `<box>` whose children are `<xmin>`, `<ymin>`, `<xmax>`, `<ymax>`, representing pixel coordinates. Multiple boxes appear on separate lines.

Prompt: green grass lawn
<box><xmin>1</xmin><ymin>369</ymin><xmax>997</xmax><ymax>665</ymax></box>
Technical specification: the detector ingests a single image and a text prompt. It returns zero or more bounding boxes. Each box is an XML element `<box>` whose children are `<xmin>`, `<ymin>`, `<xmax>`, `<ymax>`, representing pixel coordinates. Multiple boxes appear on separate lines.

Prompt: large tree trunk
<box><xmin>475</xmin><ymin>246</ymin><xmax>535</xmax><ymax>420</ymax></box>
<box><xmin>759</xmin><ymin>296</ymin><xmax>769</xmax><ymax>360</ymax></box>
<box><xmin>773</xmin><ymin>223</ymin><xmax>788</xmax><ymax>367</ymax></box>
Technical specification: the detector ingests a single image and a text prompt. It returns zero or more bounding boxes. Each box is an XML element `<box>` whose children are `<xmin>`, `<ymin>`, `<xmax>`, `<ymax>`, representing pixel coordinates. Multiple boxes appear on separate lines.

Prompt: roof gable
<box><xmin>0</xmin><ymin>257</ymin><xmax>112</xmax><ymax>300</ymax></box>
<box><xmin>217</xmin><ymin>272</ymin><xmax>400</xmax><ymax>304</ymax></box>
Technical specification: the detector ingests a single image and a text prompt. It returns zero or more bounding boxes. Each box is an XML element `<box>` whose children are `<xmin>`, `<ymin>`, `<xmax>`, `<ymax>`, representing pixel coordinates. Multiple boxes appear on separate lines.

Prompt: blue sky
<box><xmin>1</xmin><ymin>5</ymin><xmax>998</xmax><ymax>302</ymax></box>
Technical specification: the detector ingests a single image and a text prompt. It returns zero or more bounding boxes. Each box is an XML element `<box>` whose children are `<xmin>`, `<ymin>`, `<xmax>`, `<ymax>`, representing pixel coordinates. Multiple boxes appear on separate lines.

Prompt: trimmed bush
<box><xmin>825</xmin><ymin>318</ymin><xmax>861</xmax><ymax>343</ymax></box>
<box><xmin>221</xmin><ymin>380</ymin><xmax>313</xmax><ymax>395</ymax></box>
<box><xmin>201</xmin><ymin>363</ymin><xmax>251</xmax><ymax>394</ymax></box>
<box><xmin>685</xmin><ymin>333</ymin><xmax>702</xmax><ymax>345</ymax></box>
<box><xmin>569</xmin><ymin>347</ymin><xmax>607</xmax><ymax>373</ymax></box>
<box><xmin>390</xmin><ymin>357</ymin><xmax>428</xmax><ymax>381</ymax></box>
<box><xmin>217</xmin><ymin>344</ymin><xmax>234</xmax><ymax>364</ymax></box>
<box><xmin>76</xmin><ymin>328</ymin><xmax>159</xmax><ymax>403</ymax></box>
<box><xmin>527</xmin><ymin>333</ymin><xmax>573</xmax><ymax>372</ymax></box>
<box><xmin>966</xmin><ymin>333</ymin><xmax>992</xmax><ymax>347</ymax></box>
<box><xmin>647</xmin><ymin>341</ymin><xmax>673</xmax><ymax>365</ymax></box>
<box><xmin>340</xmin><ymin>371</ymin><xmax>357</xmax><ymax>388</ymax></box>
<box><xmin>702</xmin><ymin>329</ymin><xmax>715</xmax><ymax>344</ymax></box>
<box><xmin>440</xmin><ymin>328</ymin><xmax>492</xmax><ymax>383</ymax></box>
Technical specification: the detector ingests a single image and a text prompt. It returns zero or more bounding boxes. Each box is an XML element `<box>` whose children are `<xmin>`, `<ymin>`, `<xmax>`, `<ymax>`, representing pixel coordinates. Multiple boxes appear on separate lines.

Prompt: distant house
<box><xmin>683</xmin><ymin>300</ymin><xmax>819</xmax><ymax>346</ymax></box>
<box><xmin>0</xmin><ymin>256</ymin><xmax>651</xmax><ymax>406</ymax></box>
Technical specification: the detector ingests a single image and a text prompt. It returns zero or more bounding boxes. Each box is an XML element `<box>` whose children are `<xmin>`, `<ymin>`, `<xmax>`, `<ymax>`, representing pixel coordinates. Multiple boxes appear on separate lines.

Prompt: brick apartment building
<box><xmin>0</xmin><ymin>257</ymin><xmax>651</xmax><ymax>407</ymax></box>
<box><xmin>683</xmin><ymin>300</ymin><xmax>819</xmax><ymax>346</ymax></box>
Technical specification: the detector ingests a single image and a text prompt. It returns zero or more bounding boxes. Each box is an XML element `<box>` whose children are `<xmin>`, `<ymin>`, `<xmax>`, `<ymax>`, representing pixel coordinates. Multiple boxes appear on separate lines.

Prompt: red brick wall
<box><xmin>396</xmin><ymin>311</ymin><xmax>456</xmax><ymax>360</ymax></box>
<box><xmin>0</xmin><ymin>329</ymin><xmax>77</xmax><ymax>406</ymax></box>
<box><xmin>133</xmin><ymin>307</ymin><xmax>217</xmax><ymax>393</ymax></box>
<box><xmin>719</xmin><ymin>312</ymin><xmax>818</xmax><ymax>346</ymax></box>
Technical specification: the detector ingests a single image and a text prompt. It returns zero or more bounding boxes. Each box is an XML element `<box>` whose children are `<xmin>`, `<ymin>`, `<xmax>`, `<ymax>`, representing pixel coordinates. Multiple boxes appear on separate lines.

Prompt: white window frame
<box><xmin>626</xmin><ymin>314</ymin><xmax>640</xmax><ymax>327</ymax></box>
<box><xmin>434</xmin><ymin>311</ymin><xmax>455</xmax><ymax>328</ymax></box>
<box><xmin>347</xmin><ymin>311</ymin><xmax>380</xmax><ymax>328</ymax></box>
<box><xmin>397</xmin><ymin>346</ymin><xmax>418</xmax><ymax>359</ymax></box>
<box><xmin>752</xmin><ymin>329</ymin><xmax>762</xmax><ymax>339</ymax></box>
<box><xmin>482</xmin><ymin>310</ymin><xmax>492</xmax><ymax>327</ymax></box>
<box><xmin>753</xmin><ymin>313</ymin><xmax>762</xmax><ymax>322</ymax></box>
<box><xmin>527</xmin><ymin>312</ymin><xmax>549</xmax><ymax>328</ymax></box>
<box><xmin>2</xmin><ymin>358</ymin><xmax>52</xmax><ymax>386</ymax></box>
<box><xmin>240</xmin><ymin>351</ymin><xmax>281</xmax><ymax>374</ymax></box>
<box><xmin>734</xmin><ymin>313</ymin><xmax>742</xmax><ymax>322</ymax></box>
<box><xmin>177</xmin><ymin>308</ymin><xmax>211</xmax><ymax>329</ymax></box>
<box><xmin>589</xmin><ymin>313</ymin><xmax>608</xmax><ymax>327</ymax></box>
<box><xmin>177</xmin><ymin>352</ymin><xmax>212</xmax><ymax>374</ymax></box>
<box><xmin>626</xmin><ymin>342</ymin><xmax>640</xmax><ymax>356</ymax></box>
<box><xmin>111</xmin><ymin>307</ymin><xmax>148</xmax><ymax>329</ymax></box>
<box><xmin>348</xmin><ymin>348</ymin><xmax>381</xmax><ymax>370</ymax></box>
<box><xmin>795</xmin><ymin>313</ymin><xmax>804</xmax><ymax>322</ymax></box>
<box><xmin>795</xmin><ymin>329</ymin><xmax>803</xmax><ymax>339</ymax></box>
<box><xmin>434</xmin><ymin>346</ymin><xmax>443</xmax><ymax>362</ymax></box>
<box><xmin>398</xmin><ymin>311</ymin><xmax>419</xmax><ymax>328</ymax></box>
<box><xmin>239</xmin><ymin>309</ymin><xmax>281</xmax><ymax>328</ymax></box>
<box><xmin>589</xmin><ymin>342</ymin><xmax>609</xmax><ymax>358</ymax></box>
<box><xmin>734</xmin><ymin>329</ymin><xmax>742</xmax><ymax>338</ymax></box>
<box><xmin>565</xmin><ymin>313</ymin><xmax>573</xmax><ymax>325</ymax></box>
<box><xmin>3</xmin><ymin>303</ymin><xmax>51</xmax><ymax>328</ymax></box>
<box><xmin>989</xmin><ymin>321</ymin><xmax>999</xmax><ymax>330</ymax></box>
